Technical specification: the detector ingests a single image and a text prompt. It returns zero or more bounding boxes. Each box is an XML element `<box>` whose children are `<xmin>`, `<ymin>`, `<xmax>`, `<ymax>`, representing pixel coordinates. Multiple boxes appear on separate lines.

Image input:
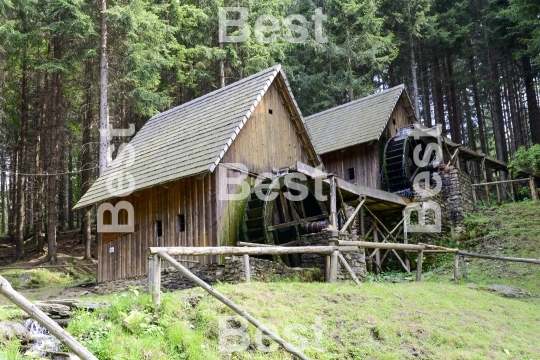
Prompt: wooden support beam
<box><xmin>0</xmin><ymin>276</ymin><xmax>98</xmax><ymax>360</ymax></box>
<box><xmin>402</xmin><ymin>209</ymin><xmax>410</xmax><ymax>270</ymax></box>
<box><xmin>453</xmin><ymin>253</ymin><xmax>459</xmax><ymax>284</ymax></box>
<box><xmin>372</xmin><ymin>219</ymin><xmax>380</xmax><ymax>271</ymax></box>
<box><xmin>482</xmin><ymin>158</ymin><xmax>491</xmax><ymax>207</ymax></box>
<box><xmin>360</xmin><ymin>207</ymin><xmax>365</xmax><ymax>236</ymax></box>
<box><xmin>495</xmin><ymin>172</ymin><xmax>501</xmax><ymax>205</ymax></box>
<box><xmin>329</xmin><ymin>175</ymin><xmax>337</xmax><ymax>227</ymax></box>
<box><xmin>340</xmin><ymin>197</ymin><xmax>366</xmax><ymax>232</ymax></box>
<box><xmin>338</xmin><ymin>253</ymin><xmax>361</xmax><ymax>286</ymax></box>
<box><xmin>152</xmin><ymin>254</ymin><xmax>161</xmax><ymax>306</ymax></box>
<box><xmin>156</xmin><ymin>252</ymin><xmax>309</xmax><ymax>360</ymax></box>
<box><xmin>530</xmin><ymin>177</ymin><xmax>538</xmax><ymax>201</ymax></box>
<box><xmin>472</xmin><ymin>185</ymin><xmax>477</xmax><ymax>206</ymax></box>
<box><xmin>237</xmin><ymin>239</ymin><xmax>301</xmax><ymax>247</ymax></box>
<box><xmin>333</xmin><ymin>240</ymin><xmax>424</xmax><ymax>250</ymax></box>
<box><xmin>147</xmin><ymin>257</ymin><xmax>153</xmax><ymax>293</ymax></box>
<box><xmin>329</xmin><ymin>250</ymin><xmax>339</xmax><ymax>283</ymax></box>
<box><xmin>391</xmin><ymin>249</ymin><xmax>411</xmax><ymax>273</ymax></box>
<box><xmin>243</xmin><ymin>255</ymin><xmax>251</xmax><ymax>283</ymax></box>
<box><xmin>416</xmin><ymin>250</ymin><xmax>423</xmax><ymax>282</ymax></box>
<box><xmin>335</xmin><ymin>178</ymin><xmax>352</xmax><ymax>233</ymax></box>
<box><xmin>325</xmin><ymin>255</ymin><xmax>331</xmax><ymax>282</ymax></box>
<box><xmin>369</xmin><ymin>217</ymin><xmax>406</xmax><ymax>258</ymax></box>
<box><xmin>460</xmin><ymin>256</ymin><xmax>468</xmax><ymax>279</ymax></box>
<box><xmin>148</xmin><ymin>245</ymin><xmax>360</xmax><ymax>256</ymax></box>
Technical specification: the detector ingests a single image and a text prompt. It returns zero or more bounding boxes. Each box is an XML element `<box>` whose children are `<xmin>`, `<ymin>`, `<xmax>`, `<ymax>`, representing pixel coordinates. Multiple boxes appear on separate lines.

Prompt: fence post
<box><xmin>530</xmin><ymin>177</ymin><xmax>538</xmax><ymax>201</ymax></box>
<box><xmin>329</xmin><ymin>250</ymin><xmax>339</xmax><ymax>283</ymax></box>
<box><xmin>416</xmin><ymin>250</ymin><xmax>423</xmax><ymax>281</ymax></box>
<box><xmin>460</xmin><ymin>256</ymin><xmax>468</xmax><ymax>279</ymax></box>
<box><xmin>243</xmin><ymin>254</ymin><xmax>251</xmax><ymax>283</ymax></box>
<box><xmin>148</xmin><ymin>256</ymin><xmax>154</xmax><ymax>293</ymax></box>
<box><xmin>453</xmin><ymin>253</ymin><xmax>459</xmax><ymax>284</ymax></box>
<box><xmin>152</xmin><ymin>254</ymin><xmax>161</xmax><ymax>306</ymax></box>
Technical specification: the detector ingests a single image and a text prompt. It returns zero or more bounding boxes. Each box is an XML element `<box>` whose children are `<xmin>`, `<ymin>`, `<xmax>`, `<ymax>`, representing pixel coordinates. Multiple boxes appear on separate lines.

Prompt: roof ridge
<box><xmin>304</xmin><ymin>84</ymin><xmax>404</xmax><ymax>121</ymax></box>
<box><xmin>149</xmin><ymin>65</ymin><xmax>282</xmax><ymax>121</ymax></box>
<box><xmin>208</xmin><ymin>64</ymin><xmax>282</xmax><ymax>172</ymax></box>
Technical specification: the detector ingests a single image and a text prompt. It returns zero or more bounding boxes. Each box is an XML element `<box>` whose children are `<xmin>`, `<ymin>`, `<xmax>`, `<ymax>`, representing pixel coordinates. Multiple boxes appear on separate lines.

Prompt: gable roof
<box><xmin>304</xmin><ymin>84</ymin><xmax>409</xmax><ymax>154</ymax></box>
<box><xmin>74</xmin><ymin>65</ymin><xmax>319</xmax><ymax>210</ymax></box>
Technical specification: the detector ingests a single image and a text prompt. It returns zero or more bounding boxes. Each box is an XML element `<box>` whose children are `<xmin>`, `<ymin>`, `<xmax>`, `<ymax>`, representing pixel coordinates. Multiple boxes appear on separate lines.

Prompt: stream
<box><xmin>22</xmin><ymin>319</ymin><xmax>78</xmax><ymax>360</ymax></box>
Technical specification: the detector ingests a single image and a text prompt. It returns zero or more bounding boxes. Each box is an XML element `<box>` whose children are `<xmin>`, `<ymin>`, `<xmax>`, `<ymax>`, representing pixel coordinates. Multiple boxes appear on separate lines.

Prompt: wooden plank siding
<box><xmin>97</xmin><ymin>82</ymin><xmax>311</xmax><ymax>282</ymax></box>
<box><xmin>320</xmin><ymin>94</ymin><xmax>414</xmax><ymax>191</ymax></box>
<box><xmin>96</xmin><ymin>174</ymin><xmax>219</xmax><ymax>282</ymax></box>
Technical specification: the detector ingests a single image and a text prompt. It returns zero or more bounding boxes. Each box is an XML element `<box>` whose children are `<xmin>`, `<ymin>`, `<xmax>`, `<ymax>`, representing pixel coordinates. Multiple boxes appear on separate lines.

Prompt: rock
<box><xmin>466</xmin><ymin>283</ymin><xmax>479</xmax><ymax>289</ymax></box>
<box><xmin>122</xmin><ymin>310</ymin><xmax>147</xmax><ymax>332</ymax></box>
<box><xmin>0</xmin><ymin>321</ymin><xmax>30</xmax><ymax>344</ymax></box>
<box><xmin>487</xmin><ymin>284</ymin><xmax>531</xmax><ymax>298</ymax></box>
<box><xmin>34</xmin><ymin>303</ymin><xmax>70</xmax><ymax>315</ymax></box>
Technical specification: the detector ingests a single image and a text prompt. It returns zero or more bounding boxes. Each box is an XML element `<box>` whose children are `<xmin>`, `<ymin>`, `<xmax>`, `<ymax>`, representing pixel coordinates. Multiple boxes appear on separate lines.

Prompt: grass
<box><xmin>422</xmin><ymin>200</ymin><xmax>540</xmax><ymax>294</ymax></box>
<box><xmin>2</xmin><ymin>281</ymin><xmax>532</xmax><ymax>360</ymax></box>
<box><xmin>2</xmin><ymin>201</ymin><xmax>540</xmax><ymax>359</ymax></box>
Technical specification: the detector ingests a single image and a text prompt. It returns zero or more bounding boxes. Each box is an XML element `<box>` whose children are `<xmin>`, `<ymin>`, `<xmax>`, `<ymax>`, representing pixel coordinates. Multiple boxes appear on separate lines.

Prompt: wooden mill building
<box><xmin>74</xmin><ymin>65</ymin><xmax>322</xmax><ymax>282</ymax></box>
<box><xmin>304</xmin><ymin>85</ymin><xmax>415</xmax><ymax>190</ymax></box>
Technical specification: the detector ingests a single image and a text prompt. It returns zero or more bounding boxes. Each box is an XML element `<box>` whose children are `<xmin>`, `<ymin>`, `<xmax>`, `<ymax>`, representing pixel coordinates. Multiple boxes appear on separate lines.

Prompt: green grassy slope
<box><xmin>1</xmin><ymin>201</ymin><xmax>539</xmax><ymax>360</ymax></box>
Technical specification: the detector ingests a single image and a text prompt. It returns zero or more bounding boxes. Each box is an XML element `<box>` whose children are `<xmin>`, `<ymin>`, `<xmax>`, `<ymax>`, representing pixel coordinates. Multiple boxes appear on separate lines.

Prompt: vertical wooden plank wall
<box><xmin>97</xmin><ymin>173</ymin><xmax>219</xmax><ymax>282</ymax></box>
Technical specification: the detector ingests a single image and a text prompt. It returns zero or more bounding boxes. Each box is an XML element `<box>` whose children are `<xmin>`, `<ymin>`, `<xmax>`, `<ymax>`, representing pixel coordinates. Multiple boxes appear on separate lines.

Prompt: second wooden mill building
<box><xmin>74</xmin><ymin>65</ymin><xmax>322</xmax><ymax>282</ymax></box>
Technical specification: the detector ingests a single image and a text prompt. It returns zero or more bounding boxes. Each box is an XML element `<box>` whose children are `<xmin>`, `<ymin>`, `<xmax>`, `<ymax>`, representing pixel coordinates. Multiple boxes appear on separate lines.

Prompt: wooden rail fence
<box><xmin>472</xmin><ymin>177</ymin><xmax>538</xmax><ymax>206</ymax></box>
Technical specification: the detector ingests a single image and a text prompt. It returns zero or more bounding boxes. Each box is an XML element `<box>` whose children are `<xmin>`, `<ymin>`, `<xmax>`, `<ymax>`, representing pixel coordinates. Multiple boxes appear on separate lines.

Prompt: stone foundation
<box><xmin>93</xmin><ymin>254</ymin><xmax>327</xmax><ymax>294</ymax></box>
<box><xmin>440</xmin><ymin>167</ymin><xmax>473</xmax><ymax>234</ymax></box>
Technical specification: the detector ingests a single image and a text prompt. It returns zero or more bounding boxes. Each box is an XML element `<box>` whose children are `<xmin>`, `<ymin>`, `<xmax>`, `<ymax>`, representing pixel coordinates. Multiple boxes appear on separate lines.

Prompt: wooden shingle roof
<box><xmin>74</xmin><ymin>65</ymin><xmax>318</xmax><ymax>209</ymax></box>
<box><xmin>304</xmin><ymin>85</ymin><xmax>406</xmax><ymax>154</ymax></box>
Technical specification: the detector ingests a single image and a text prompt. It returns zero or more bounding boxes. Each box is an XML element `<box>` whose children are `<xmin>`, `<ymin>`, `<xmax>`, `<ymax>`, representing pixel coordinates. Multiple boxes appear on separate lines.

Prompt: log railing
<box><xmin>471</xmin><ymin>176</ymin><xmax>538</xmax><ymax>206</ymax></box>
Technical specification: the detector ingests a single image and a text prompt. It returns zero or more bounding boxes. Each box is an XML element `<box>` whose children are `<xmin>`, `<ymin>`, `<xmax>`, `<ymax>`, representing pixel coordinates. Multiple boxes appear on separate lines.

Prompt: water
<box><xmin>23</xmin><ymin>319</ymin><xmax>61</xmax><ymax>358</ymax></box>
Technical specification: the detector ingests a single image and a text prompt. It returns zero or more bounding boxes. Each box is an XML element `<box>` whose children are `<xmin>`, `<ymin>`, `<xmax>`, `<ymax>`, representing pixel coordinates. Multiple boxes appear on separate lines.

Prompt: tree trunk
<box><xmin>433</xmin><ymin>55</ymin><xmax>446</xmax><ymax>133</ymax></box>
<box><xmin>522</xmin><ymin>55</ymin><xmax>540</xmax><ymax>145</ymax></box>
<box><xmin>419</xmin><ymin>46</ymin><xmax>432</xmax><ymax>127</ymax></box>
<box><xmin>1</xmin><ymin>159</ymin><xmax>5</xmax><ymax>234</ymax></box>
<box><xmin>447</xmin><ymin>53</ymin><xmax>462</xmax><ymax>144</ymax></box>
<box><xmin>68</xmin><ymin>142</ymin><xmax>74</xmax><ymax>229</ymax></box>
<box><xmin>468</xmin><ymin>42</ymin><xmax>488</xmax><ymax>154</ymax></box>
<box><xmin>410</xmin><ymin>36</ymin><xmax>420</xmax><ymax>121</ymax></box>
<box><xmin>219</xmin><ymin>42</ymin><xmax>225</xmax><ymax>88</ymax></box>
<box><xmin>47</xmin><ymin>35</ymin><xmax>61</xmax><ymax>265</ymax></box>
<box><xmin>82</xmin><ymin>60</ymin><xmax>94</xmax><ymax>261</ymax></box>
<box><xmin>99</xmin><ymin>0</ymin><xmax>109</xmax><ymax>175</ymax></box>
<box><xmin>9</xmin><ymin>148</ymin><xmax>18</xmax><ymax>246</ymax></box>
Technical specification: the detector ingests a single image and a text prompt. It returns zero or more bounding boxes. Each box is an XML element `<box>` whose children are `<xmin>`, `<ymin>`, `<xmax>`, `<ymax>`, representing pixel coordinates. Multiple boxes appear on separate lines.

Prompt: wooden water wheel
<box><xmin>242</xmin><ymin>173</ymin><xmax>329</xmax><ymax>265</ymax></box>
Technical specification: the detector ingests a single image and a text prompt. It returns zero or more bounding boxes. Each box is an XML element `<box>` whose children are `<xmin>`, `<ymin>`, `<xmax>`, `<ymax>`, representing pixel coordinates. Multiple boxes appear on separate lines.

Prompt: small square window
<box><xmin>268</xmin><ymin>109</ymin><xmax>273</xmax><ymax>114</ymax></box>
<box><xmin>155</xmin><ymin>220</ymin><xmax>163</xmax><ymax>237</ymax></box>
<box><xmin>348</xmin><ymin>167</ymin><xmax>355</xmax><ymax>180</ymax></box>
<box><xmin>177</xmin><ymin>214</ymin><xmax>186</xmax><ymax>233</ymax></box>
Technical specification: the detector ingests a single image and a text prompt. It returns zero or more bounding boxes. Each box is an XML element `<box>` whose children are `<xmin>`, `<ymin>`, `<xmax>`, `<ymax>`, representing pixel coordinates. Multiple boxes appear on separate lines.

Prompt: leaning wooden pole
<box><xmin>0</xmin><ymin>276</ymin><xmax>98</xmax><ymax>360</ymax></box>
<box><xmin>338</xmin><ymin>253</ymin><xmax>361</xmax><ymax>286</ymax></box>
<box><xmin>157</xmin><ymin>252</ymin><xmax>310</xmax><ymax>360</ymax></box>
